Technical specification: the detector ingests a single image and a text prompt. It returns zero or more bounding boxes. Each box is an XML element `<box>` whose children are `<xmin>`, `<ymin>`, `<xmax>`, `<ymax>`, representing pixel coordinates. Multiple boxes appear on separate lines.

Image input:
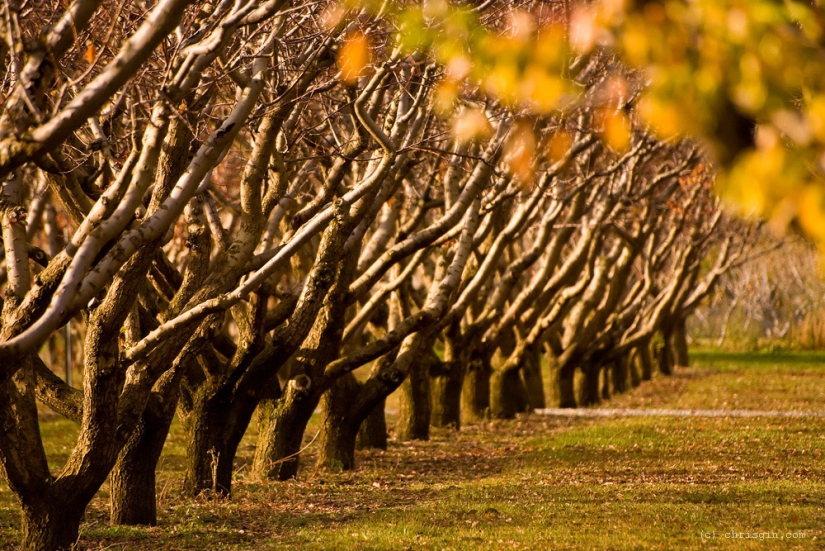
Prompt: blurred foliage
<box><xmin>331</xmin><ymin>0</ymin><xmax>825</xmax><ymax>250</ymax></box>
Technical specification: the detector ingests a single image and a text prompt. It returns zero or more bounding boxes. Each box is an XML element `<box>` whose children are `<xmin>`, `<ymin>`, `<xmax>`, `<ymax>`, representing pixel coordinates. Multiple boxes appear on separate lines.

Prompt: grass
<box><xmin>1</xmin><ymin>349</ymin><xmax>824</xmax><ymax>549</ymax></box>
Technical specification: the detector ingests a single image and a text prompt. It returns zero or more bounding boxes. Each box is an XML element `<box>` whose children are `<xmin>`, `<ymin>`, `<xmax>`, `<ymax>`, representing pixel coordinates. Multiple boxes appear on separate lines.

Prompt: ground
<box><xmin>1</xmin><ymin>350</ymin><xmax>824</xmax><ymax>549</ymax></box>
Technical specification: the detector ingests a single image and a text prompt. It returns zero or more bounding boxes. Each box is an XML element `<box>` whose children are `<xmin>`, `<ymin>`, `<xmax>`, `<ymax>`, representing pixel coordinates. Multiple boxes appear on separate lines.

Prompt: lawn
<box><xmin>1</xmin><ymin>350</ymin><xmax>823</xmax><ymax>549</ymax></box>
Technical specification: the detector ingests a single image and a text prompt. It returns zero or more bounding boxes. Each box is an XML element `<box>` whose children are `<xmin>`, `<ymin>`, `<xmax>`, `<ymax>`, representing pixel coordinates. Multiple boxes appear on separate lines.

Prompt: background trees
<box><xmin>0</xmin><ymin>1</ymin><xmax>805</xmax><ymax>549</ymax></box>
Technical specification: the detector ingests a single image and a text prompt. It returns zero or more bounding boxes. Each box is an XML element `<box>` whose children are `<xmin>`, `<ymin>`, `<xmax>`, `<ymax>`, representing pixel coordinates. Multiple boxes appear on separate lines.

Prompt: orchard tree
<box><xmin>0</xmin><ymin>1</ymin><xmax>814</xmax><ymax>550</ymax></box>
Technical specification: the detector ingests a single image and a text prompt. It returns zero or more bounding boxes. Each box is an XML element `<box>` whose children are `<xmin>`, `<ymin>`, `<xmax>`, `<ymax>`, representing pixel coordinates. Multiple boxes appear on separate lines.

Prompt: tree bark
<box><xmin>638</xmin><ymin>339</ymin><xmax>654</xmax><ymax>381</ymax></box>
<box><xmin>110</xmin><ymin>421</ymin><xmax>165</xmax><ymax>526</ymax></box>
<box><xmin>251</xmin><ymin>377</ymin><xmax>317</xmax><ymax>481</ymax></box>
<box><xmin>490</xmin><ymin>367</ymin><xmax>528</xmax><ymax>419</ymax></box>
<box><xmin>657</xmin><ymin>332</ymin><xmax>675</xmax><ymax>376</ymax></box>
<box><xmin>461</xmin><ymin>356</ymin><xmax>490</xmax><ymax>423</ymax></box>
<box><xmin>316</xmin><ymin>373</ymin><xmax>361</xmax><ymax>471</ymax></box>
<box><xmin>628</xmin><ymin>350</ymin><xmax>642</xmax><ymax>388</ymax></box>
<box><xmin>180</xmin><ymin>382</ymin><xmax>237</xmax><ymax>497</ymax></box>
<box><xmin>520</xmin><ymin>344</ymin><xmax>546</xmax><ymax>409</ymax></box>
<box><xmin>356</xmin><ymin>398</ymin><xmax>388</xmax><ymax>450</ymax></box>
<box><xmin>110</xmin><ymin>372</ymin><xmax>180</xmax><ymax>526</ymax></box>
<box><xmin>601</xmin><ymin>363</ymin><xmax>611</xmax><ymax>401</ymax></box>
<box><xmin>21</xmin><ymin>500</ymin><xmax>85</xmax><ymax>551</ymax></box>
<box><xmin>557</xmin><ymin>364</ymin><xmax>577</xmax><ymax>408</ymax></box>
<box><xmin>672</xmin><ymin>317</ymin><xmax>690</xmax><ymax>368</ymax></box>
<box><xmin>579</xmin><ymin>363</ymin><xmax>601</xmax><ymax>406</ymax></box>
<box><xmin>429</xmin><ymin>361</ymin><xmax>462</xmax><ymax>428</ymax></box>
<box><xmin>396</xmin><ymin>357</ymin><xmax>430</xmax><ymax>441</ymax></box>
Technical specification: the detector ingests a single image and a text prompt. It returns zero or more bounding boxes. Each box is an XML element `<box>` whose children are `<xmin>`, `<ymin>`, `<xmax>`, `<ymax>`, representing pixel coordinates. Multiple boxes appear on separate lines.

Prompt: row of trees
<box><xmin>0</xmin><ymin>1</ymin><xmax>762</xmax><ymax>549</ymax></box>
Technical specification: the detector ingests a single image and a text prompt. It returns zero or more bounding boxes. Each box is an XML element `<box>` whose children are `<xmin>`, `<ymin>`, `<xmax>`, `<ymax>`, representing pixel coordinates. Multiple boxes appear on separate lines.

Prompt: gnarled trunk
<box><xmin>611</xmin><ymin>357</ymin><xmax>628</xmax><ymax>395</ymax></box>
<box><xmin>180</xmin><ymin>385</ymin><xmax>237</xmax><ymax>497</ymax></box>
<box><xmin>396</xmin><ymin>358</ymin><xmax>430</xmax><ymax>441</ymax></box>
<box><xmin>316</xmin><ymin>373</ymin><xmax>361</xmax><ymax>471</ymax></box>
<box><xmin>601</xmin><ymin>363</ymin><xmax>611</xmax><ymax>401</ymax></box>
<box><xmin>628</xmin><ymin>350</ymin><xmax>642</xmax><ymax>388</ymax></box>
<box><xmin>110</xmin><ymin>417</ymin><xmax>171</xmax><ymax>525</ymax></box>
<box><xmin>579</xmin><ymin>363</ymin><xmax>601</xmax><ymax>406</ymax></box>
<box><xmin>637</xmin><ymin>339</ymin><xmax>654</xmax><ymax>381</ymax></box>
<box><xmin>490</xmin><ymin>367</ymin><xmax>527</xmax><ymax>419</ymax></box>
<box><xmin>521</xmin><ymin>344</ymin><xmax>546</xmax><ymax>409</ymax></box>
<box><xmin>557</xmin><ymin>364</ymin><xmax>577</xmax><ymax>408</ymax></box>
<box><xmin>251</xmin><ymin>377</ymin><xmax>317</xmax><ymax>481</ymax></box>
<box><xmin>21</xmin><ymin>500</ymin><xmax>85</xmax><ymax>551</ymax></box>
<box><xmin>657</xmin><ymin>332</ymin><xmax>675</xmax><ymax>376</ymax></box>
<box><xmin>430</xmin><ymin>361</ymin><xmax>462</xmax><ymax>428</ymax></box>
<box><xmin>461</xmin><ymin>357</ymin><xmax>490</xmax><ymax>423</ymax></box>
<box><xmin>672</xmin><ymin>317</ymin><xmax>690</xmax><ymax>368</ymax></box>
<box><xmin>356</xmin><ymin>398</ymin><xmax>387</xmax><ymax>450</ymax></box>
<box><xmin>111</xmin><ymin>373</ymin><xmax>180</xmax><ymax>526</ymax></box>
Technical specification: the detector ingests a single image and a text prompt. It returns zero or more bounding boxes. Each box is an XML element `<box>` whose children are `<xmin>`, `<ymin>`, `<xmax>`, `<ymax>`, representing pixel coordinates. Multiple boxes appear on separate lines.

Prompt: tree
<box><xmin>0</xmin><ymin>1</ymin><xmax>790</xmax><ymax>549</ymax></box>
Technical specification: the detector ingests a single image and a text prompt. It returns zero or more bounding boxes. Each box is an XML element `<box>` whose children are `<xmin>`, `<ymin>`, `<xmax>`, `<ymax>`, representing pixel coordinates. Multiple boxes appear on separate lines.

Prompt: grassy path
<box><xmin>538</xmin><ymin>408</ymin><xmax>825</xmax><ymax>417</ymax></box>
<box><xmin>1</xmin><ymin>351</ymin><xmax>824</xmax><ymax>549</ymax></box>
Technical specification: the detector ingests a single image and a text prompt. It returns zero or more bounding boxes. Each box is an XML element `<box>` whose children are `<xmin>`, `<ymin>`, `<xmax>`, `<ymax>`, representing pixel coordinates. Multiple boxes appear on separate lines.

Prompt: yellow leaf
<box><xmin>452</xmin><ymin>108</ymin><xmax>492</xmax><ymax>144</ymax></box>
<box><xmin>520</xmin><ymin>65</ymin><xmax>565</xmax><ymax>114</ymax></box>
<box><xmin>484</xmin><ymin>63</ymin><xmax>519</xmax><ymax>106</ymax></box>
<box><xmin>338</xmin><ymin>32</ymin><xmax>370</xmax><ymax>84</ymax></box>
<box><xmin>638</xmin><ymin>96</ymin><xmax>682</xmax><ymax>139</ymax></box>
<box><xmin>601</xmin><ymin>110</ymin><xmax>631</xmax><ymax>152</ymax></box>
<box><xmin>570</xmin><ymin>7</ymin><xmax>597</xmax><ymax>54</ymax></box>
<box><xmin>797</xmin><ymin>185</ymin><xmax>825</xmax><ymax>242</ymax></box>
<box><xmin>546</xmin><ymin>130</ymin><xmax>573</xmax><ymax>163</ymax></box>
<box><xmin>433</xmin><ymin>80</ymin><xmax>458</xmax><ymax>115</ymax></box>
<box><xmin>503</xmin><ymin>122</ymin><xmax>537</xmax><ymax>186</ymax></box>
<box><xmin>84</xmin><ymin>44</ymin><xmax>96</xmax><ymax>65</ymax></box>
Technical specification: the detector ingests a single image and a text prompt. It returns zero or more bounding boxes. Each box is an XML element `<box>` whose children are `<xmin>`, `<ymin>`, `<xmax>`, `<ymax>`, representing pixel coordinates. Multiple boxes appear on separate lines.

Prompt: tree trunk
<box><xmin>356</xmin><ymin>398</ymin><xmax>387</xmax><ymax>450</ymax></box>
<box><xmin>628</xmin><ymin>350</ymin><xmax>642</xmax><ymax>388</ymax></box>
<box><xmin>490</xmin><ymin>367</ymin><xmax>527</xmax><ymax>419</ymax></box>
<box><xmin>251</xmin><ymin>376</ymin><xmax>318</xmax><ymax>481</ymax></box>
<box><xmin>580</xmin><ymin>363</ymin><xmax>601</xmax><ymax>406</ymax></box>
<box><xmin>316</xmin><ymin>373</ymin><xmax>361</xmax><ymax>471</ymax></box>
<box><xmin>672</xmin><ymin>317</ymin><xmax>690</xmax><ymax>368</ymax></box>
<box><xmin>180</xmin><ymin>386</ymin><xmax>236</xmax><ymax>497</ymax></box>
<box><xmin>21</xmin><ymin>501</ymin><xmax>85</xmax><ymax>551</ymax></box>
<box><xmin>638</xmin><ymin>339</ymin><xmax>654</xmax><ymax>381</ymax></box>
<box><xmin>461</xmin><ymin>356</ymin><xmax>490</xmax><ymax>423</ymax></box>
<box><xmin>318</xmin><ymin>350</ymin><xmax>411</xmax><ymax>471</ymax></box>
<box><xmin>110</xmin><ymin>419</ymin><xmax>171</xmax><ymax>525</ymax></box>
<box><xmin>557</xmin><ymin>364</ymin><xmax>577</xmax><ymax>408</ymax></box>
<box><xmin>658</xmin><ymin>332</ymin><xmax>674</xmax><ymax>376</ymax></box>
<box><xmin>601</xmin><ymin>363</ymin><xmax>611</xmax><ymax>401</ymax></box>
<box><xmin>612</xmin><ymin>357</ymin><xmax>628</xmax><ymax>395</ymax></box>
<box><xmin>396</xmin><ymin>358</ymin><xmax>430</xmax><ymax>441</ymax></box>
<box><xmin>520</xmin><ymin>344</ymin><xmax>546</xmax><ymax>410</ymax></box>
<box><xmin>429</xmin><ymin>361</ymin><xmax>462</xmax><ymax>429</ymax></box>
<box><xmin>356</xmin><ymin>360</ymin><xmax>389</xmax><ymax>450</ymax></box>
<box><xmin>110</xmin><ymin>375</ymin><xmax>180</xmax><ymax>526</ymax></box>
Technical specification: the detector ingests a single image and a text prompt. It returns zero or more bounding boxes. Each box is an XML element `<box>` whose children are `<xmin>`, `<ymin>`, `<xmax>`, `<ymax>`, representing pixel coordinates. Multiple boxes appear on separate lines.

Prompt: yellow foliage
<box><xmin>638</xmin><ymin>96</ymin><xmax>682</xmax><ymax>139</ymax></box>
<box><xmin>570</xmin><ymin>7</ymin><xmax>597</xmax><ymax>54</ymax></box>
<box><xmin>545</xmin><ymin>130</ymin><xmax>573</xmax><ymax>163</ymax></box>
<box><xmin>484</xmin><ymin>62</ymin><xmax>520</xmax><ymax>106</ymax></box>
<box><xmin>433</xmin><ymin>80</ymin><xmax>458</xmax><ymax>115</ymax></box>
<box><xmin>503</xmin><ymin>122</ymin><xmax>537</xmax><ymax>186</ymax></box>
<box><xmin>451</xmin><ymin>108</ymin><xmax>492</xmax><ymax>144</ymax></box>
<box><xmin>520</xmin><ymin>65</ymin><xmax>565</xmax><ymax>113</ymax></box>
<box><xmin>338</xmin><ymin>32</ymin><xmax>370</xmax><ymax>84</ymax></box>
<box><xmin>600</xmin><ymin>110</ymin><xmax>631</xmax><ymax>153</ymax></box>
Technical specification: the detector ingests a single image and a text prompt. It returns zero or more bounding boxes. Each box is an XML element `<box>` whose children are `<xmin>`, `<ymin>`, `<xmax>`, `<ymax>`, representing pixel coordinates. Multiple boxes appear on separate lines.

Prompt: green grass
<box><xmin>1</xmin><ymin>350</ymin><xmax>824</xmax><ymax>549</ymax></box>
